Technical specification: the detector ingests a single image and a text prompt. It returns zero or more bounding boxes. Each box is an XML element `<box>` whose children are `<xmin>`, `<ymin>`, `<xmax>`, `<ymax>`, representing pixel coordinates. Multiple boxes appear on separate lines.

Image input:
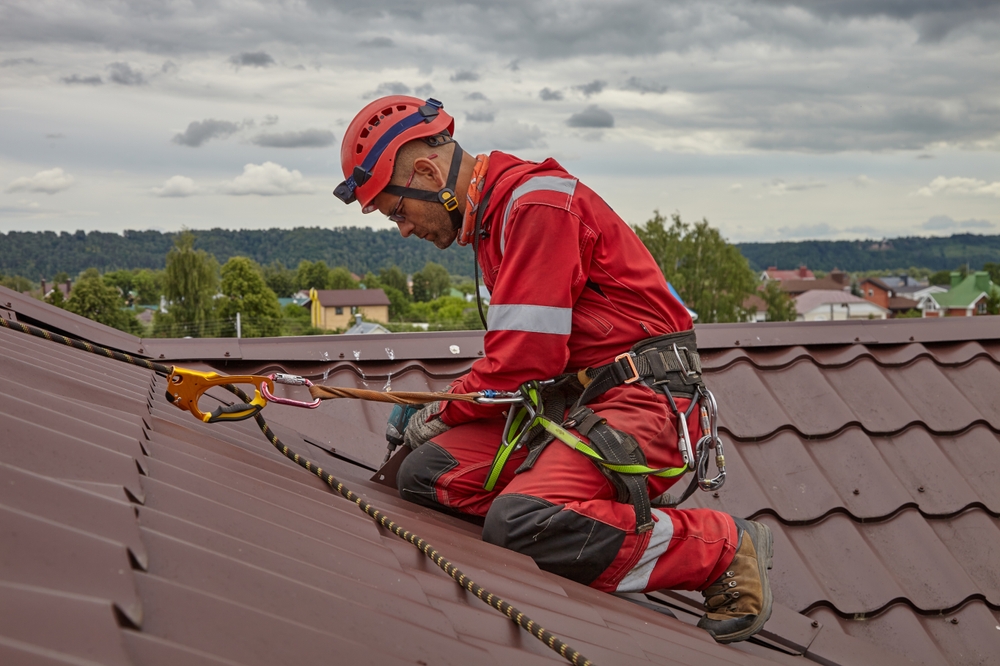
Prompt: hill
<box><xmin>0</xmin><ymin>227</ymin><xmax>475</xmax><ymax>279</ymax></box>
<box><xmin>736</xmin><ymin>234</ymin><xmax>1000</xmax><ymax>273</ymax></box>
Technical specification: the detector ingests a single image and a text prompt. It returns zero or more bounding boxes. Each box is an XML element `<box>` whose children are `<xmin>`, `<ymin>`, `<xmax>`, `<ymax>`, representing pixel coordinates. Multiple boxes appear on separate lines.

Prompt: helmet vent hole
<box><xmin>368</xmin><ymin>114</ymin><xmax>379</xmax><ymax>125</ymax></box>
<box><xmin>355</xmin><ymin>144</ymin><xmax>363</xmax><ymax>154</ymax></box>
<box><xmin>359</xmin><ymin>128</ymin><xmax>369</xmax><ymax>139</ymax></box>
<box><xmin>382</xmin><ymin>107</ymin><xmax>393</xmax><ymax>116</ymax></box>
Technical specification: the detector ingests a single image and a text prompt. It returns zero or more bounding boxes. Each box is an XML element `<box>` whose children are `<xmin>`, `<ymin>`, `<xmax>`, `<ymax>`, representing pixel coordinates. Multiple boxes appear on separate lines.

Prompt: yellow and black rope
<box><xmin>0</xmin><ymin>316</ymin><xmax>595</xmax><ymax>666</ymax></box>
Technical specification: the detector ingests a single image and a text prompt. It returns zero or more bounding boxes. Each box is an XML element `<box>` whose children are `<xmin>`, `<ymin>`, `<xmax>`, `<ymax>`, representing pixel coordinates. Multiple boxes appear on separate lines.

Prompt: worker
<box><xmin>334</xmin><ymin>96</ymin><xmax>773</xmax><ymax>643</ymax></box>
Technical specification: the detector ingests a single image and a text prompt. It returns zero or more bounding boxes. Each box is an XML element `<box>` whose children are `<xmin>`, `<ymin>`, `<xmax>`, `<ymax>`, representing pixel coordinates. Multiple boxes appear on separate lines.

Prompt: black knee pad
<box><xmin>483</xmin><ymin>494</ymin><xmax>626</xmax><ymax>585</ymax></box>
<box><xmin>395</xmin><ymin>442</ymin><xmax>458</xmax><ymax>509</ymax></box>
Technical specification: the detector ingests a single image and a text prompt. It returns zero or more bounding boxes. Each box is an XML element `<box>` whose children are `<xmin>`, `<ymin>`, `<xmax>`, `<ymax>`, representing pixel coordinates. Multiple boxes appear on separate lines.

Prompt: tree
<box><xmin>379</xmin><ymin>265</ymin><xmax>410</xmax><ymax>298</ymax></box>
<box><xmin>0</xmin><ymin>274</ymin><xmax>32</xmax><ymax>293</ymax></box>
<box><xmin>633</xmin><ymin>212</ymin><xmax>756</xmax><ymax>323</ymax></box>
<box><xmin>262</xmin><ymin>261</ymin><xmax>297</xmax><ymax>298</ymax></box>
<box><xmin>133</xmin><ymin>269</ymin><xmax>163</xmax><ymax>305</ymax></box>
<box><xmin>160</xmin><ymin>231</ymin><xmax>219</xmax><ymax>337</ymax></box>
<box><xmin>65</xmin><ymin>268</ymin><xmax>141</xmax><ymax>334</ymax></box>
<box><xmin>411</xmin><ymin>262</ymin><xmax>451</xmax><ymax>302</ymax></box>
<box><xmin>983</xmin><ymin>262</ymin><xmax>1000</xmax><ymax>286</ymax></box>
<box><xmin>296</xmin><ymin>260</ymin><xmax>331</xmax><ymax>290</ymax></box>
<box><xmin>760</xmin><ymin>280</ymin><xmax>797</xmax><ymax>322</ymax></box>
<box><xmin>329</xmin><ymin>266</ymin><xmax>358</xmax><ymax>290</ymax></box>
<box><xmin>217</xmin><ymin>257</ymin><xmax>282</xmax><ymax>337</ymax></box>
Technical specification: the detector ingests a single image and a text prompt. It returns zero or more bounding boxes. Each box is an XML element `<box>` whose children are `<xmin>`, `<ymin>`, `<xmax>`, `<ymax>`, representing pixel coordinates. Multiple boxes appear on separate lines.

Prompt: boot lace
<box><xmin>703</xmin><ymin>570</ymin><xmax>741</xmax><ymax>613</ymax></box>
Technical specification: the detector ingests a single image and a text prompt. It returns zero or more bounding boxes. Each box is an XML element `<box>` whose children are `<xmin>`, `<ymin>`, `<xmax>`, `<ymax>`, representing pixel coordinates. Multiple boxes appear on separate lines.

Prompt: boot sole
<box><xmin>700</xmin><ymin>520</ymin><xmax>774</xmax><ymax>644</ymax></box>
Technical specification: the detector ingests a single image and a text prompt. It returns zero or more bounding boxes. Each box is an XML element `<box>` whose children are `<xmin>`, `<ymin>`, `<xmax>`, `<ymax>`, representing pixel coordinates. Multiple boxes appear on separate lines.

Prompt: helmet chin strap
<box><xmin>382</xmin><ymin>140</ymin><xmax>466</xmax><ymax>230</ymax></box>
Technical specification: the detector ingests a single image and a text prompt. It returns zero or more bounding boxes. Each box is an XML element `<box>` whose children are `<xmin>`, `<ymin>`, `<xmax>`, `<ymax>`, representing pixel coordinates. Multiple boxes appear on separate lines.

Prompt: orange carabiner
<box><xmin>165</xmin><ymin>367</ymin><xmax>273</xmax><ymax>423</ymax></box>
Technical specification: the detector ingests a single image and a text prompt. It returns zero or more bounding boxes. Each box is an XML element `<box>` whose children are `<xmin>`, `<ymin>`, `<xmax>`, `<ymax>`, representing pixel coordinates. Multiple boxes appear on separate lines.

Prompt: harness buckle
<box><xmin>672</xmin><ymin>344</ymin><xmax>698</xmax><ymax>378</ymax></box>
<box><xmin>615</xmin><ymin>352</ymin><xmax>641</xmax><ymax>384</ymax></box>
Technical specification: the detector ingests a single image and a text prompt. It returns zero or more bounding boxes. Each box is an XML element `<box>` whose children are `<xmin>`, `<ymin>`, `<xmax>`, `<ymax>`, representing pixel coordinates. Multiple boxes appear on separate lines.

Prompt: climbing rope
<box><xmin>0</xmin><ymin>316</ymin><xmax>595</xmax><ymax>666</ymax></box>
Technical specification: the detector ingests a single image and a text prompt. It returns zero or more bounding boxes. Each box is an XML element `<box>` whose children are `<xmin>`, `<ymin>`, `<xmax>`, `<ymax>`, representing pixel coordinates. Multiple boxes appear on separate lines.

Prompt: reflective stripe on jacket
<box><xmin>440</xmin><ymin>152</ymin><xmax>693</xmax><ymax>427</ymax></box>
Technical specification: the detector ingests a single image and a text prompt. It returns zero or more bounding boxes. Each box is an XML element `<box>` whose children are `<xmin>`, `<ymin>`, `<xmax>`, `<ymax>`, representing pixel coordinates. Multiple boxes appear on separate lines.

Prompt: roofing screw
<box><xmin>853</xmin><ymin>489</ymin><xmax>860</xmax><ymax>495</ymax></box>
<box><xmin>734</xmin><ymin>340</ymin><xmax>741</xmax><ymax>346</ymax></box>
<box><xmin>339</xmin><ymin>353</ymin><xmax>345</xmax><ymax>358</ymax></box>
<box><xmin>811</xmin><ymin>621</ymin><xmax>819</xmax><ymax>628</ymax></box>
<box><xmin>478</xmin><ymin>350</ymin><xmax>484</xmax><ymax>356</ymax></box>
<box><xmin>909</xmin><ymin>336</ymin><xmax>915</xmax><ymax>342</ymax></box>
<box><xmin>713</xmin><ymin>492</ymin><xmax>720</xmax><ymax>498</ymax></box>
<box><xmin>138</xmin><ymin>348</ymin><xmax>144</xmax><ymax>353</ymax></box>
<box><xmin>854</xmin><ymin>337</ymin><xmax>860</xmax><ymax>342</ymax></box>
<box><xmin>918</xmin><ymin>486</ymin><xmax>925</xmax><ymax>493</ymax></box>
<box><xmin>951</xmin><ymin>618</ymin><xmax>959</xmax><ymax>625</ymax></box>
<box><xmin>224</xmin><ymin>351</ymin><xmax>230</xmax><ymax>357</ymax></box>
<box><xmin>159</xmin><ymin>354</ymin><xmax>165</xmax><ymax>359</ymax></box>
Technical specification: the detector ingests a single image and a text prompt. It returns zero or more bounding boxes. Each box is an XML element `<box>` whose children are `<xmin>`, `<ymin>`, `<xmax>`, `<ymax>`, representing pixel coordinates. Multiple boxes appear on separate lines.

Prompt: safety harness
<box><xmin>483</xmin><ymin>329</ymin><xmax>726</xmax><ymax>534</ymax></box>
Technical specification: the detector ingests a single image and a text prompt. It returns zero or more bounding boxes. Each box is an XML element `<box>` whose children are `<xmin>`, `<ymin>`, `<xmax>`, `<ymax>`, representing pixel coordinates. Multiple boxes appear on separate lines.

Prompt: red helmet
<box><xmin>334</xmin><ymin>96</ymin><xmax>455</xmax><ymax>210</ymax></box>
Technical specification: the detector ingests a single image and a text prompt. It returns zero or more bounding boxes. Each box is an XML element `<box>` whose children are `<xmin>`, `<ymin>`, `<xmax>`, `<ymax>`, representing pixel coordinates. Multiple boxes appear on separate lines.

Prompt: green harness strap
<box><xmin>483</xmin><ymin>382</ymin><xmax>688</xmax><ymax>492</ymax></box>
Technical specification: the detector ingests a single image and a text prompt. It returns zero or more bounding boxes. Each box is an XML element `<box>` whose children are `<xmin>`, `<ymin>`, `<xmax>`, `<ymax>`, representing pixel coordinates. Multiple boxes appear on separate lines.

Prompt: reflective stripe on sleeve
<box><xmin>486</xmin><ymin>304</ymin><xmax>573</xmax><ymax>335</ymax></box>
<box><xmin>615</xmin><ymin>511</ymin><xmax>674</xmax><ymax>593</ymax></box>
<box><xmin>500</xmin><ymin>176</ymin><xmax>578</xmax><ymax>255</ymax></box>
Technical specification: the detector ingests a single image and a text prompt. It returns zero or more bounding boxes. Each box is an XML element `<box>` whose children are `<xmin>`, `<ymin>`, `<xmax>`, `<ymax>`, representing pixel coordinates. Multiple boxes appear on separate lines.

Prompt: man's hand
<box><xmin>403</xmin><ymin>402</ymin><xmax>451</xmax><ymax>449</ymax></box>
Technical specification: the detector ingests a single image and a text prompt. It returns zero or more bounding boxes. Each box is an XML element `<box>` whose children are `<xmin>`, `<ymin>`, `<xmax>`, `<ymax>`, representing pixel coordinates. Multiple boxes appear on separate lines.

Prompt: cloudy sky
<box><xmin>1</xmin><ymin>0</ymin><xmax>998</xmax><ymax>243</ymax></box>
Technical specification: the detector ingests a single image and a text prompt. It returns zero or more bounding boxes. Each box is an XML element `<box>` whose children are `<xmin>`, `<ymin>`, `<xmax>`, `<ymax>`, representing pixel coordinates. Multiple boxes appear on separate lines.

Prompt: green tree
<box><xmin>633</xmin><ymin>212</ymin><xmax>756</xmax><ymax>323</ymax></box>
<box><xmin>133</xmin><ymin>269</ymin><xmax>163</xmax><ymax>305</ymax></box>
<box><xmin>381</xmin><ymin>285</ymin><xmax>411</xmax><ymax>320</ymax></box>
<box><xmin>982</xmin><ymin>262</ymin><xmax>1000</xmax><ymax>286</ymax></box>
<box><xmin>0</xmin><ymin>274</ymin><xmax>33</xmax><ymax>293</ymax></box>
<box><xmin>296</xmin><ymin>260</ymin><xmax>331</xmax><ymax>290</ymax></box>
<box><xmin>379</xmin><ymin>265</ymin><xmax>410</xmax><ymax>298</ymax></box>
<box><xmin>103</xmin><ymin>269</ymin><xmax>136</xmax><ymax>304</ymax></box>
<box><xmin>261</xmin><ymin>261</ymin><xmax>297</xmax><ymax>298</ymax></box>
<box><xmin>411</xmin><ymin>262</ymin><xmax>451</xmax><ymax>302</ymax></box>
<box><xmin>329</xmin><ymin>266</ymin><xmax>358</xmax><ymax>290</ymax></box>
<box><xmin>44</xmin><ymin>287</ymin><xmax>66</xmax><ymax>308</ymax></box>
<box><xmin>53</xmin><ymin>271</ymin><xmax>70</xmax><ymax>285</ymax></box>
<box><xmin>217</xmin><ymin>257</ymin><xmax>282</xmax><ymax>337</ymax></box>
<box><xmin>986</xmin><ymin>289</ymin><xmax>1000</xmax><ymax>316</ymax></box>
<box><xmin>160</xmin><ymin>231</ymin><xmax>219</xmax><ymax>337</ymax></box>
<box><xmin>760</xmin><ymin>280</ymin><xmax>797</xmax><ymax>322</ymax></box>
<box><xmin>65</xmin><ymin>268</ymin><xmax>141</xmax><ymax>334</ymax></box>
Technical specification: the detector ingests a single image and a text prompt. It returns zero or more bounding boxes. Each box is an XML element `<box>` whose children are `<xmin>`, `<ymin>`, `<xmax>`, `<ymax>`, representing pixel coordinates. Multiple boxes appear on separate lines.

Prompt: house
<box><xmin>926</xmin><ymin>271</ymin><xmax>1000</xmax><ymax>317</ymax></box>
<box><xmin>309</xmin><ymin>288</ymin><xmax>390</xmax><ymax>330</ymax></box>
<box><xmin>779</xmin><ymin>270</ymin><xmax>850</xmax><ymax>297</ymax></box>
<box><xmin>795</xmin><ymin>289</ymin><xmax>888</xmax><ymax>321</ymax></box>
<box><xmin>858</xmin><ymin>277</ymin><xmax>892</xmax><ymax>309</ymax></box>
<box><xmin>760</xmin><ymin>265</ymin><xmax>815</xmax><ymax>281</ymax></box>
<box><xmin>343</xmin><ymin>313</ymin><xmax>391</xmax><ymax>335</ymax></box>
<box><xmin>2</xmin><ymin>284</ymin><xmax>999</xmax><ymax>666</ymax></box>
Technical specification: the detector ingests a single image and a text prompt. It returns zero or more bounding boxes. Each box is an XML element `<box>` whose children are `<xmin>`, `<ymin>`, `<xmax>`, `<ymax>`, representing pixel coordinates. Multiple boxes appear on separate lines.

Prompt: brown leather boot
<box><xmin>697</xmin><ymin>517</ymin><xmax>773</xmax><ymax>643</ymax></box>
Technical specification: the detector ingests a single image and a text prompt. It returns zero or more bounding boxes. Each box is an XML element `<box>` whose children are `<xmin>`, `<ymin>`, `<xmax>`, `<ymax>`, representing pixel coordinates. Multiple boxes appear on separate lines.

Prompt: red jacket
<box><xmin>440</xmin><ymin>152</ymin><xmax>692</xmax><ymax>427</ymax></box>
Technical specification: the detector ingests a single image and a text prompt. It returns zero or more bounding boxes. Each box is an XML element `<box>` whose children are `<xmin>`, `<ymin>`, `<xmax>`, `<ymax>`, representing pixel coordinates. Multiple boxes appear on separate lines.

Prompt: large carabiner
<box><xmin>165</xmin><ymin>367</ymin><xmax>272</xmax><ymax>423</ymax></box>
<box><xmin>695</xmin><ymin>387</ymin><xmax>726</xmax><ymax>492</ymax></box>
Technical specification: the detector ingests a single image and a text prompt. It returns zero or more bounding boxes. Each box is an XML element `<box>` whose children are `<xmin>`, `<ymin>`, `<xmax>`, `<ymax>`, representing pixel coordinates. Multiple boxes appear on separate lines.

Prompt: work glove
<box><xmin>403</xmin><ymin>401</ymin><xmax>451</xmax><ymax>449</ymax></box>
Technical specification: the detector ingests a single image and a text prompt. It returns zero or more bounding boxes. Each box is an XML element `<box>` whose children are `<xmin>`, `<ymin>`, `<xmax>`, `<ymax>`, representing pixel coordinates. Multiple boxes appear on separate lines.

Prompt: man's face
<box><xmin>371</xmin><ymin>181</ymin><xmax>458</xmax><ymax>249</ymax></box>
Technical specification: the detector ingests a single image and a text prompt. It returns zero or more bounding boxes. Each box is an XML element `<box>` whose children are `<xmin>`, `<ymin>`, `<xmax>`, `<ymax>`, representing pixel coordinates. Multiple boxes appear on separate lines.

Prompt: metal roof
<box><xmin>3</xmin><ymin>285</ymin><xmax>999</xmax><ymax>665</ymax></box>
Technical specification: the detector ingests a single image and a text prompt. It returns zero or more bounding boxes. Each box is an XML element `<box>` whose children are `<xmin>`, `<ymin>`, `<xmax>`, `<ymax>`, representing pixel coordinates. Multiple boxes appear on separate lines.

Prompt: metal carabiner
<box><xmin>261</xmin><ymin>373</ymin><xmax>321</xmax><ymax>409</ymax></box>
<box><xmin>695</xmin><ymin>388</ymin><xmax>726</xmax><ymax>491</ymax></box>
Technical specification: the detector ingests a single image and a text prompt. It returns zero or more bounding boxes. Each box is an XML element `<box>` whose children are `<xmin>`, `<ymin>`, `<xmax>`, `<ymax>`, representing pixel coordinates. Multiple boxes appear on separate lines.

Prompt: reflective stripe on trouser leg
<box><xmin>615</xmin><ymin>510</ymin><xmax>674</xmax><ymax>592</ymax></box>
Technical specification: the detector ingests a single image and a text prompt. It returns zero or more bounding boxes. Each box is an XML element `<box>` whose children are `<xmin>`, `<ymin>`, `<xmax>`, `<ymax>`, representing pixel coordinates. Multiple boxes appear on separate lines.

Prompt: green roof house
<box><xmin>928</xmin><ymin>271</ymin><xmax>1000</xmax><ymax>317</ymax></box>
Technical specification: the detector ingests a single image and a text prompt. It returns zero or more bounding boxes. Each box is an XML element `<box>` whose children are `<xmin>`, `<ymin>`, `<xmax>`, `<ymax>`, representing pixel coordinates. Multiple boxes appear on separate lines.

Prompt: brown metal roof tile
<box><xmin>1</xmin><ymin>506</ymin><xmax>142</xmax><ymax>625</ymax></box>
<box><xmin>133</xmin><ymin>573</ymin><xmax>419</xmax><ymax>666</ymax></box>
<box><xmin>122</xmin><ymin>630</ymin><xmax>249</xmax><ymax>666</ymax></box>
<box><xmin>927</xmin><ymin>510</ymin><xmax>1000</xmax><ymax>604</ymax></box>
<box><xmin>881</xmin><ymin>358</ymin><xmax>988</xmax><ymax>433</ymax></box>
<box><xmin>0</xmin><ymin>582</ymin><xmax>133</xmax><ymax>666</ymax></box>
<box><xmin>710</xmin><ymin>361</ymin><xmax>795</xmax><ymax>439</ymax></box>
<box><xmin>819</xmin><ymin>359</ymin><xmax>921</xmax><ymax>434</ymax></box>
<box><xmin>755</xmin><ymin>361</ymin><xmax>858</xmax><ymax>436</ymax></box>
<box><xmin>0</xmin><ymin>462</ymin><xmax>148</xmax><ymax>568</ymax></box>
<box><xmin>940</xmin><ymin>357</ymin><xmax>1000</xmax><ymax>429</ymax></box>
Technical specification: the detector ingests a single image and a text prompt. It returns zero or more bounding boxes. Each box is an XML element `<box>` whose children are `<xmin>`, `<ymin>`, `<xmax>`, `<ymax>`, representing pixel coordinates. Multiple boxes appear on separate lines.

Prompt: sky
<box><xmin>1</xmin><ymin>0</ymin><xmax>998</xmax><ymax>244</ymax></box>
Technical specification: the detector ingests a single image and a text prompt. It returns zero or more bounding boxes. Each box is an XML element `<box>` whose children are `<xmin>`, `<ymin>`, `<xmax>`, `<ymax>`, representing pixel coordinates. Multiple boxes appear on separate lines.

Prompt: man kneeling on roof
<box><xmin>333</xmin><ymin>96</ymin><xmax>773</xmax><ymax>644</ymax></box>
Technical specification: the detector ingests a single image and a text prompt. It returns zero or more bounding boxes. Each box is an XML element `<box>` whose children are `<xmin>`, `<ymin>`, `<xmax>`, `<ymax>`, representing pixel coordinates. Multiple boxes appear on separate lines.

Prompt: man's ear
<box><xmin>411</xmin><ymin>154</ymin><xmax>447</xmax><ymax>189</ymax></box>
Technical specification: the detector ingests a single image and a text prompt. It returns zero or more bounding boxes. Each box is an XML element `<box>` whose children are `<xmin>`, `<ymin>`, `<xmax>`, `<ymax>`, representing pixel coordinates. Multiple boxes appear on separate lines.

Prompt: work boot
<box><xmin>697</xmin><ymin>517</ymin><xmax>773</xmax><ymax>643</ymax></box>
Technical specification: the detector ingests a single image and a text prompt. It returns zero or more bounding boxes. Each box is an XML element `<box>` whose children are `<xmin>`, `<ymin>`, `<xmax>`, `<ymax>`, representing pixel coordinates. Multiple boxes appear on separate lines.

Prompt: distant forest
<box><xmin>0</xmin><ymin>227</ymin><xmax>475</xmax><ymax>279</ymax></box>
<box><xmin>2</xmin><ymin>227</ymin><xmax>999</xmax><ymax>279</ymax></box>
<box><xmin>737</xmin><ymin>234</ymin><xmax>1000</xmax><ymax>273</ymax></box>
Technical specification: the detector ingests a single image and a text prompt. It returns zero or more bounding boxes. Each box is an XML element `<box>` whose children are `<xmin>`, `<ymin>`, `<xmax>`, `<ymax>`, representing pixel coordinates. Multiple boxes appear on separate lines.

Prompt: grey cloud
<box><xmin>917</xmin><ymin>154</ymin><xmax>935</xmax><ymax>159</ymax></box>
<box><xmin>46</xmin><ymin>133</ymin><xmax>65</xmax><ymax>139</ymax></box>
<box><xmin>466</xmin><ymin>92</ymin><xmax>489</xmax><ymax>101</ymax></box>
<box><xmin>370</xmin><ymin>81</ymin><xmax>410</xmax><ymax>96</ymax></box>
<box><xmin>62</xmin><ymin>74</ymin><xmax>102</xmax><ymax>85</ymax></box>
<box><xmin>262</xmin><ymin>114</ymin><xmax>279</xmax><ymax>126</ymax></box>
<box><xmin>460</xmin><ymin>120</ymin><xmax>545</xmax><ymax>153</ymax></box>
<box><xmin>776</xmin><ymin>222</ymin><xmax>837</xmax><ymax>238</ymax></box>
<box><xmin>1</xmin><ymin>57</ymin><xmax>39</xmax><ymax>67</ymax></box>
<box><xmin>161</xmin><ymin>60</ymin><xmax>178</xmax><ymax>74</ymax></box>
<box><xmin>539</xmin><ymin>87</ymin><xmax>564</xmax><ymax>101</ymax></box>
<box><xmin>575</xmin><ymin>80</ymin><xmax>606</xmax><ymax>97</ymax></box>
<box><xmin>359</xmin><ymin>36</ymin><xmax>394</xmax><ymax>47</ymax></box>
<box><xmin>567</xmin><ymin>106</ymin><xmax>615</xmax><ymax>128</ymax></box>
<box><xmin>413</xmin><ymin>83</ymin><xmax>434</xmax><ymax>97</ymax></box>
<box><xmin>465</xmin><ymin>110</ymin><xmax>495</xmax><ymax>123</ymax></box>
<box><xmin>230</xmin><ymin>51</ymin><xmax>275</xmax><ymax>68</ymax></box>
<box><xmin>107</xmin><ymin>62</ymin><xmax>145</xmax><ymax>85</ymax></box>
<box><xmin>450</xmin><ymin>70</ymin><xmax>479</xmax><ymax>82</ymax></box>
<box><xmin>921</xmin><ymin>214</ymin><xmax>995</xmax><ymax>230</ymax></box>
<box><xmin>251</xmin><ymin>128</ymin><xmax>335</xmax><ymax>148</ymax></box>
<box><xmin>171</xmin><ymin>119</ymin><xmax>242</xmax><ymax>147</ymax></box>
<box><xmin>622</xmin><ymin>76</ymin><xmax>668</xmax><ymax>94</ymax></box>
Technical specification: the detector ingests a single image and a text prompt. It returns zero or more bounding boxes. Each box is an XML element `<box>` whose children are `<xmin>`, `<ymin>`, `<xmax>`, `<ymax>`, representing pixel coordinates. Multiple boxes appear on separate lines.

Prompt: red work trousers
<box><xmin>396</xmin><ymin>383</ymin><xmax>738</xmax><ymax>593</ymax></box>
